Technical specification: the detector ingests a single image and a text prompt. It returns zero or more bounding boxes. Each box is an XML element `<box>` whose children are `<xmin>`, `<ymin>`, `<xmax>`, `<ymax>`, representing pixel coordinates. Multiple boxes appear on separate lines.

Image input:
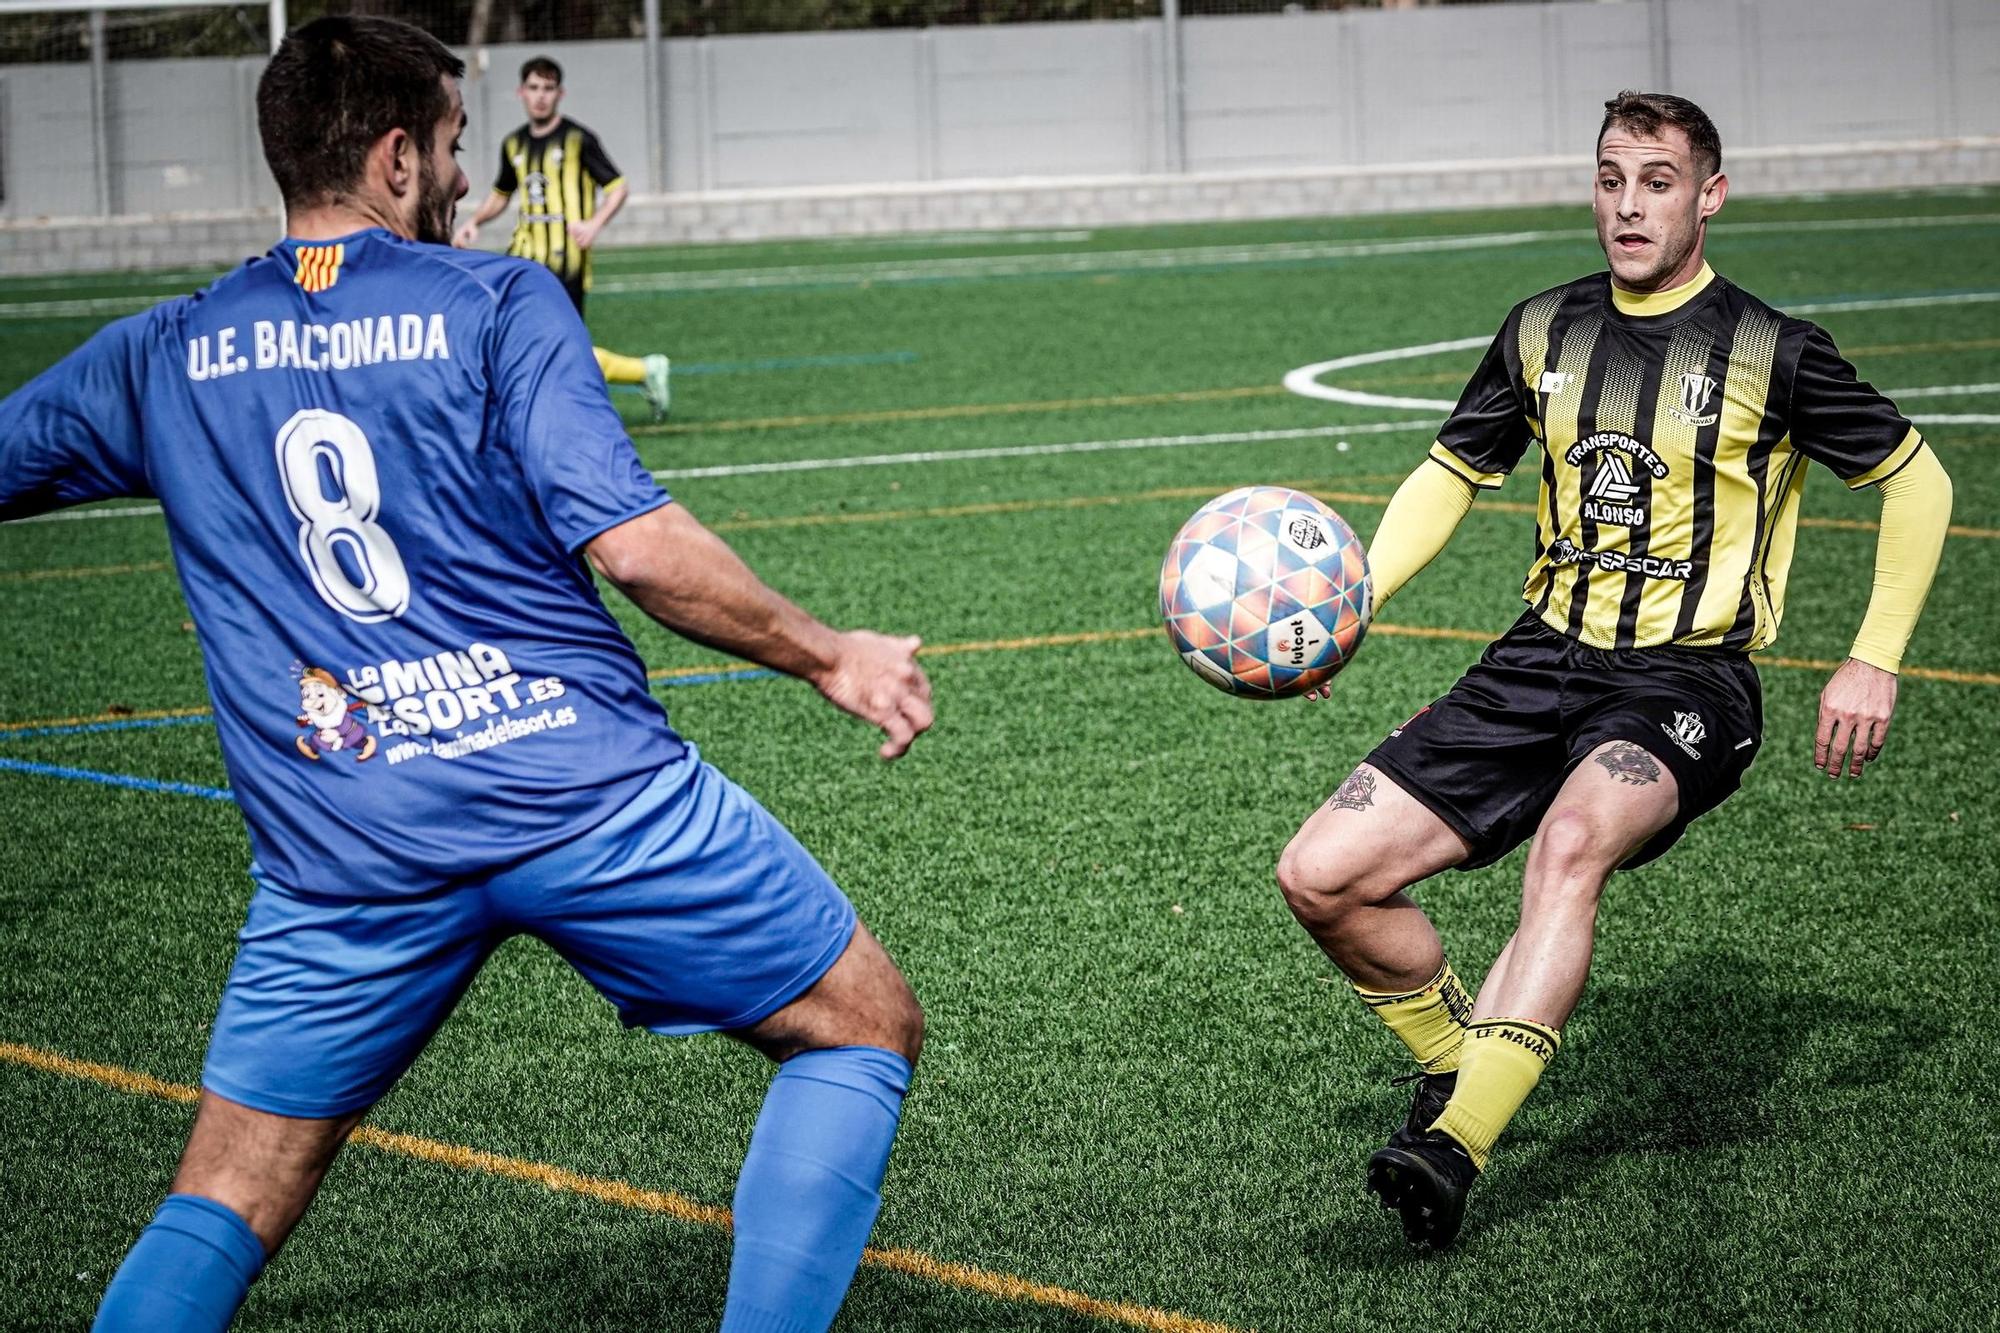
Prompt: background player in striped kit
<box><xmin>1275</xmin><ymin>91</ymin><xmax>1954</xmax><ymax>1250</ymax></box>
<box><xmin>454</xmin><ymin>56</ymin><xmax>672</xmax><ymax>419</ymax></box>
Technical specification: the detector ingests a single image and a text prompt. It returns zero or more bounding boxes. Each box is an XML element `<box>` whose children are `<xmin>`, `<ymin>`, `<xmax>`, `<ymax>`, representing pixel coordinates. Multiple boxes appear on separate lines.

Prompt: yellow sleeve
<box><xmin>1368</xmin><ymin>451</ymin><xmax>1480</xmax><ymax>610</ymax></box>
<box><xmin>1848</xmin><ymin>443</ymin><xmax>1952</xmax><ymax>673</ymax></box>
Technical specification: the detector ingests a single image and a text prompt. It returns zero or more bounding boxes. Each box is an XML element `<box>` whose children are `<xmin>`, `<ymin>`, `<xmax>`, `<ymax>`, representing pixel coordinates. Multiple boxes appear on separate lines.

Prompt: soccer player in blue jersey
<box><xmin>0</xmin><ymin>18</ymin><xmax>931</xmax><ymax>1332</ymax></box>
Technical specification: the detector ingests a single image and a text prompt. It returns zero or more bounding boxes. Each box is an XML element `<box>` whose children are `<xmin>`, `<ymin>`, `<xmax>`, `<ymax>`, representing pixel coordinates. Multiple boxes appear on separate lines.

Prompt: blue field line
<box><xmin>0</xmin><ymin>756</ymin><xmax>233</xmax><ymax>802</ymax></box>
<box><xmin>653</xmin><ymin>667</ymin><xmax>780</xmax><ymax>689</ymax></box>
<box><xmin>0</xmin><ymin>713</ymin><xmax>215</xmax><ymax>744</ymax></box>
<box><xmin>0</xmin><ymin>670</ymin><xmax>770</xmax><ymax>769</ymax></box>
<box><xmin>0</xmin><ymin>677</ymin><xmax>771</xmax><ymax>805</ymax></box>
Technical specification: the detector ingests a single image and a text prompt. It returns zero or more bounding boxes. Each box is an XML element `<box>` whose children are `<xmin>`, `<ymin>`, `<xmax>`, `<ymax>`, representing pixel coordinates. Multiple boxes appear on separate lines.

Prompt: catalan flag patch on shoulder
<box><xmin>295</xmin><ymin>243</ymin><xmax>345</xmax><ymax>294</ymax></box>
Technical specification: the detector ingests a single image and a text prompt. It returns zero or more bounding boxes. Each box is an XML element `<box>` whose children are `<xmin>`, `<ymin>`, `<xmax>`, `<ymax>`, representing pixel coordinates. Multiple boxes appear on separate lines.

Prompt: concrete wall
<box><xmin>8</xmin><ymin>135</ymin><xmax>1996</xmax><ymax>276</ymax></box>
<box><xmin>3</xmin><ymin>0</ymin><xmax>1997</xmax><ymax>270</ymax></box>
<box><xmin>461</xmin><ymin>41</ymin><xmax>649</xmax><ymax>205</ymax></box>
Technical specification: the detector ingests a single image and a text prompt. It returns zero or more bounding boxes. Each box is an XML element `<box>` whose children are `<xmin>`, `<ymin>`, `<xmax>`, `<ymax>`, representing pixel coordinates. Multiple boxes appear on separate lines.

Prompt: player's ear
<box><xmin>377</xmin><ymin>126</ymin><xmax>415</xmax><ymax>196</ymax></box>
<box><xmin>1700</xmin><ymin>171</ymin><xmax>1728</xmax><ymax>221</ymax></box>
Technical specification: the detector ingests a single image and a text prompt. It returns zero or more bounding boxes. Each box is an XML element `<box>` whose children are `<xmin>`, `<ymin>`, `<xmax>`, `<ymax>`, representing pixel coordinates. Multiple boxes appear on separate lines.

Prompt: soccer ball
<box><xmin>1158</xmin><ymin>486</ymin><xmax>1372</xmax><ymax>698</ymax></box>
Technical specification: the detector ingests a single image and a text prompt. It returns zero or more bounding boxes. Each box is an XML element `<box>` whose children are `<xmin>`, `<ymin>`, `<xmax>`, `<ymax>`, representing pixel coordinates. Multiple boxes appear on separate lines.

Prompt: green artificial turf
<box><xmin>1</xmin><ymin>188</ymin><xmax>1997</xmax><ymax>1331</ymax></box>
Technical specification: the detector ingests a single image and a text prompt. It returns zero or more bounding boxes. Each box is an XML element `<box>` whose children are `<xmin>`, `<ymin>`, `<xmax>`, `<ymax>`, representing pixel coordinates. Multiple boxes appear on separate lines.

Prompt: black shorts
<box><xmin>558</xmin><ymin>269</ymin><xmax>587</xmax><ymax>315</ymax></box>
<box><xmin>1367</xmin><ymin>611</ymin><xmax>1763</xmax><ymax>870</ymax></box>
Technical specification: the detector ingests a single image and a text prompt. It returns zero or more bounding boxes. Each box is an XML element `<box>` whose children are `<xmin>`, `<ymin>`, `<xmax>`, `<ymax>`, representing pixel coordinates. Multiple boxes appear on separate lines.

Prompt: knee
<box><xmin>1524</xmin><ymin>809</ymin><xmax>1619</xmax><ymax>902</ymax></box>
<box><xmin>885</xmin><ymin>986</ymin><xmax>925</xmax><ymax>1068</ymax></box>
<box><xmin>854</xmin><ymin>956</ymin><xmax>924</xmax><ymax>1067</ymax></box>
<box><xmin>1276</xmin><ymin>838</ymin><xmax>1369</xmax><ymax>932</ymax></box>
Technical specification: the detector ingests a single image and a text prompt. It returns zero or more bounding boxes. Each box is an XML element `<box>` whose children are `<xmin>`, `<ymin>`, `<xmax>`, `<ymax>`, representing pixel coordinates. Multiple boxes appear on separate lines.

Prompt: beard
<box><xmin>1599</xmin><ymin>208</ymin><xmax>1702</xmax><ymax>290</ymax></box>
<box><xmin>412</xmin><ymin>151</ymin><xmax>458</xmax><ymax>245</ymax></box>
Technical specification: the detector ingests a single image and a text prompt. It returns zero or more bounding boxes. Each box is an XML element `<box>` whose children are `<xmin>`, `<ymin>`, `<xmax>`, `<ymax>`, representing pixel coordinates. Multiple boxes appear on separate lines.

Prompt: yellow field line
<box><xmin>0</xmin><ymin>1039</ymin><xmax>1243</xmax><ymax>1333</ymax></box>
<box><xmin>917</xmin><ymin>626</ymin><xmax>1158</xmax><ymax>657</ymax></box>
<box><xmin>1754</xmin><ymin>654</ymin><xmax>2000</xmax><ymax>687</ymax></box>
<box><xmin>5</xmin><ymin>607</ymin><xmax>1996</xmax><ymax>737</ymax></box>
<box><xmin>1369</xmin><ymin>624</ymin><xmax>1490</xmax><ymax>644</ymax></box>
<box><xmin>650</xmin><ymin>621</ymin><xmax>1998</xmax><ymax>688</ymax></box>
<box><xmin>707</xmin><ymin>477</ymin><xmax>1406</xmax><ymax>535</ymax></box>
<box><xmin>0</xmin><ymin>1040</ymin><xmax>199</xmax><ymax>1104</ymax></box>
<box><xmin>0</xmin><ymin>476</ymin><xmax>1411</xmax><ymax>587</ymax></box>
<box><xmin>0</xmin><ymin>559</ymin><xmax>171</xmax><ymax>583</ymax></box>
<box><xmin>11</xmin><ymin>476</ymin><xmax>1993</xmax><ymax>586</ymax></box>
<box><xmin>648</xmin><ymin>662</ymin><xmax>772</xmax><ymax>682</ymax></box>
<box><xmin>0</xmin><ymin>704</ymin><xmax>209</xmax><ymax>734</ymax></box>
<box><xmin>719</xmin><ymin>483</ymin><xmax>1994</xmax><ymax>541</ymax></box>
<box><xmin>630</xmin><ymin>384</ymin><xmax>1289</xmax><ymax>436</ymax></box>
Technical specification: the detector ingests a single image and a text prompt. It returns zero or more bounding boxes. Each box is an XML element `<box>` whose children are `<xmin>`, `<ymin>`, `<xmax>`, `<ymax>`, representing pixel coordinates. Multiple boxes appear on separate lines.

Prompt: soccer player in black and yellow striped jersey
<box><xmin>1275</xmin><ymin>92</ymin><xmax>1952</xmax><ymax>1249</ymax></box>
<box><xmin>453</xmin><ymin>56</ymin><xmax>670</xmax><ymax>419</ymax></box>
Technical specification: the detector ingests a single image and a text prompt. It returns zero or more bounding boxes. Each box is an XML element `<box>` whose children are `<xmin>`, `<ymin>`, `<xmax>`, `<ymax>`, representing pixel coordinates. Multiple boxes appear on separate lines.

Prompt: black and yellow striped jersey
<box><xmin>490</xmin><ymin>118</ymin><xmax>625</xmax><ymax>287</ymax></box>
<box><xmin>1430</xmin><ymin>266</ymin><xmax>1923</xmax><ymax>653</ymax></box>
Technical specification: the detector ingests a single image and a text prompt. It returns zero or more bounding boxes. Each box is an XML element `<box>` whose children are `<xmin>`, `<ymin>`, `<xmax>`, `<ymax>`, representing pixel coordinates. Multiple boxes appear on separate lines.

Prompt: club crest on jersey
<box><xmin>294</xmin><ymin>243</ymin><xmax>345</xmax><ymax>294</ymax></box>
<box><xmin>1670</xmin><ymin>371</ymin><xmax>1720</xmax><ymax>426</ymax></box>
<box><xmin>1661</xmin><ymin>710</ymin><xmax>1706</xmax><ymax>759</ymax></box>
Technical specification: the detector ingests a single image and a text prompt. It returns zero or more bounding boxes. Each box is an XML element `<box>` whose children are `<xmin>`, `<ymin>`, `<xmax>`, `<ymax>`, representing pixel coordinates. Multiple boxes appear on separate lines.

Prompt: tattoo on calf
<box><xmin>1594</xmin><ymin>741</ymin><xmax>1662</xmax><ymax>786</ymax></box>
<box><xmin>1327</xmin><ymin>768</ymin><xmax>1378</xmax><ymax>812</ymax></box>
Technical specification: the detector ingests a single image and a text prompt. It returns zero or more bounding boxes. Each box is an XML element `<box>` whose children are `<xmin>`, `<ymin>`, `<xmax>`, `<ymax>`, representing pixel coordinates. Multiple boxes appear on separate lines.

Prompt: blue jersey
<box><xmin>0</xmin><ymin>228</ymin><xmax>687</xmax><ymax>896</ymax></box>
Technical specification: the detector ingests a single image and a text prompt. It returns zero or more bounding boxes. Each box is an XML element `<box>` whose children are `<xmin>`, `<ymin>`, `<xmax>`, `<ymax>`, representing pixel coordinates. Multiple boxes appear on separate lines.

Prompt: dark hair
<box><xmin>520</xmin><ymin>56</ymin><xmax>563</xmax><ymax>85</ymax></box>
<box><xmin>1599</xmin><ymin>90</ymin><xmax>1722</xmax><ymax>179</ymax></box>
<box><xmin>257</xmin><ymin>16</ymin><xmax>464</xmax><ymax>209</ymax></box>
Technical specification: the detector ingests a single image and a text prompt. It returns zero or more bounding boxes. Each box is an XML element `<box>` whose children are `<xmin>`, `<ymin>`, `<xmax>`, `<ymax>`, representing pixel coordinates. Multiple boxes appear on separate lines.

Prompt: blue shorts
<box><xmin>201</xmin><ymin>756</ymin><xmax>857</xmax><ymax>1118</ymax></box>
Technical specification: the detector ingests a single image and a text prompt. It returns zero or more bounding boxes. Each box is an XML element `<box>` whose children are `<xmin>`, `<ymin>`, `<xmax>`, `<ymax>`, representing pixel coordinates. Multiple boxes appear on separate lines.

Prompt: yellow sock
<box><xmin>594</xmin><ymin>347</ymin><xmax>647</xmax><ymax>385</ymax></box>
<box><xmin>1353</xmin><ymin>961</ymin><xmax>1473</xmax><ymax>1074</ymax></box>
<box><xmin>1431</xmin><ymin>1018</ymin><xmax>1560</xmax><ymax>1169</ymax></box>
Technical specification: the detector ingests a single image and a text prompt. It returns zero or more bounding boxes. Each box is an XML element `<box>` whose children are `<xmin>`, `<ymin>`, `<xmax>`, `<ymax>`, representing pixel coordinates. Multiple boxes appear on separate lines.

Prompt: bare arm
<box><xmin>569</xmin><ymin>183</ymin><xmax>628</xmax><ymax>250</ymax></box>
<box><xmin>587</xmin><ymin>502</ymin><xmax>932</xmax><ymax>759</ymax></box>
<box><xmin>453</xmin><ymin>191</ymin><xmax>512</xmax><ymax>248</ymax></box>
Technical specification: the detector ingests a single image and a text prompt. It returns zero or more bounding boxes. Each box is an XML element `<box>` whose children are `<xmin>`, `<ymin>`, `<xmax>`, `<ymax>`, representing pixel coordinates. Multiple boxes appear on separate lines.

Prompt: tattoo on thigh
<box><xmin>1326</xmin><ymin>768</ymin><xmax>1378</xmax><ymax>812</ymax></box>
<box><xmin>1593</xmin><ymin>741</ymin><xmax>1662</xmax><ymax>786</ymax></box>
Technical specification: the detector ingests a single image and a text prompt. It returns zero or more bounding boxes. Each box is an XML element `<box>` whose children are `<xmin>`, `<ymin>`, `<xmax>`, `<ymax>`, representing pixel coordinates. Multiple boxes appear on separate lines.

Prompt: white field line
<box><xmin>1786</xmin><ymin>291</ymin><xmax>2000</xmax><ymax>315</ymax></box>
<box><xmin>6</xmin><ymin>422</ymin><xmax>1438</xmax><ymax>523</ymax></box>
<box><xmin>585</xmin><ymin>214</ymin><xmax>2000</xmax><ymax>295</ymax></box>
<box><xmin>9</xmin><ymin>280</ymin><xmax>2000</xmax><ymax>527</ymax></box>
<box><xmin>12</xmin><ymin>379</ymin><xmax>2000</xmax><ymax>526</ymax></box>
<box><xmin>3</xmin><ymin>212</ymin><xmax>1997</xmax><ymax>316</ymax></box>
<box><xmin>0</xmin><ymin>231</ymin><xmax>1555</xmax><ymax>318</ymax></box>
<box><xmin>1890</xmin><ymin>382</ymin><xmax>2000</xmax><ymax>399</ymax></box>
<box><xmin>1280</xmin><ymin>336</ymin><xmax>1490</xmax><ymax>411</ymax></box>
<box><xmin>650</xmin><ymin>420</ymin><xmax>1437</xmax><ymax>479</ymax></box>
<box><xmin>1284</xmin><ymin>295</ymin><xmax>2000</xmax><ymax>411</ymax></box>
<box><xmin>8</xmin><ymin>503</ymin><xmax>165</xmax><ymax>524</ymax></box>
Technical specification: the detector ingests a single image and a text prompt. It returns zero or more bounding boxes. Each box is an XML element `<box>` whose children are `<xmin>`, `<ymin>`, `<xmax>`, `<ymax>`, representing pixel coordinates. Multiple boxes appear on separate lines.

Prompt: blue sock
<box><xmin>720</xmin><ymin>1046</ymin><xmax>912</xmax><ymax>1333</ymax></box>
<box><xmin>94</xmin><ymin>1193</ymin><xmax>266</xmax><ymax>1332</ymax></box>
